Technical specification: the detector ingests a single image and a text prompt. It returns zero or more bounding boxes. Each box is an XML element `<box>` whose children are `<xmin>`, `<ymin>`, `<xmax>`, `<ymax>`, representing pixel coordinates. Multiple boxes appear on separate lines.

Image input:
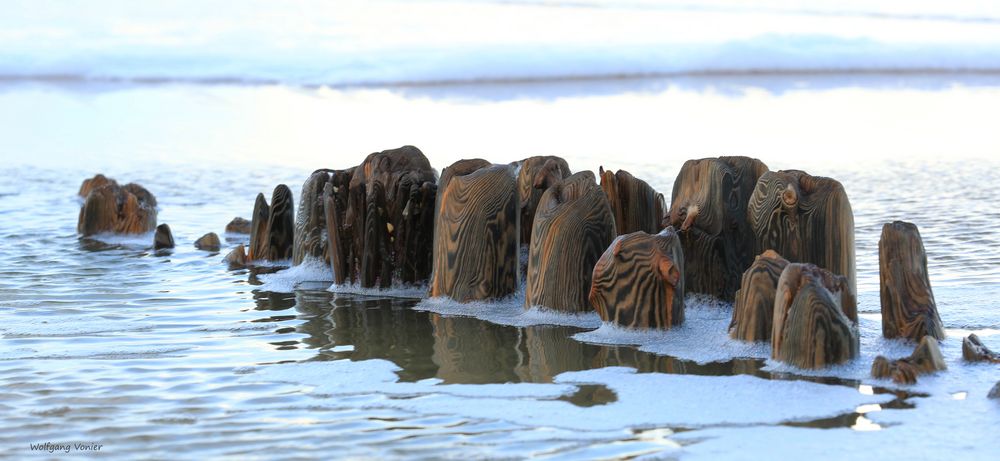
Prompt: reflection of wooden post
<box><xmin>589</xmin><ymin>227</ymin><xmax>685</xmax><ymax>329</ymax></box>
<box><xmin>526</xmin><ymin>171</ymin><xmax>616</xmax><ymax>313</ymax></box>
<box><xmin>879</xmin><ymin>221</ymin><xmax>945</xmax><ymax>340</ymax></box>
<box><xmin>748</xmin><ymin>170</ymin><xmax>856</xmax><ymax>298</ymax></box>
<box><xmin>430</xmin><ymin>164</ymin><xmax>519</xmax><ymax>301</ymax></box>
<box><xmin>729</xmin><ymin>250</ymin><xmax>788</xmax><ymax>341</ymax></box>
<box><xmin>668</xmin><ymin>156</ymin><xmax>769</xmax><ymax>301</ymax></box>
<box><xmin>772</xmin><ymin>263</ymin><xmax>858</xmax><ymax>369</ymax></box>
<box><xmin>872</xmin><ymin>335</ymin><xmax>946</xmax><ymax>384</ymax></box>
<box><xmin>431</xmin><ymin>315</ymin><xmax>520</xmax><ymax>383</ymax></box>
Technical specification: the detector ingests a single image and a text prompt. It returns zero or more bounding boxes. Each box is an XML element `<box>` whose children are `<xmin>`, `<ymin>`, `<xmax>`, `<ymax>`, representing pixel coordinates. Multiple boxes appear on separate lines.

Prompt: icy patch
<box><xmin>255</xmin><ymin>258</ymin><xmax>331</xmax><ymax>292</ymax></box>
<box><xmin>0</xmin><ymin>315</ymin><xmax>152</xmax><ymax>338</ymax></box>
<box><xmin>416</xmin><ymin>293</ymin><xmax>602</xmax><ymax>329</ymax></box>
<box><xmin>241</xmin><ymin>358</ymin><xmax>893</xmax><ymax>432</ymax></box>
<box><xmin>327</xmin><ymin>282</ymin><xmax>428</xmax><ymax>300</ymax></box>
<box><xmin>81</xmin><ymin>231</ymin><xmax>155</xmax><ymax>249</ymax></box>
<box><xmin>574</xmin><ymin>295</ymin><xmax>770</xmax><ymax>364</ymax></box>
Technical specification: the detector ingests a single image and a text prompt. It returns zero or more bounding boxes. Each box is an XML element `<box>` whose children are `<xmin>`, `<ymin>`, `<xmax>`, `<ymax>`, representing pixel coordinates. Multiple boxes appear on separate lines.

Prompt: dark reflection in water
<box><xmin>257</xmin><ymin>289</ymin><xmax>772</xmax><ymax>385</ymax></box>
<box><xmin>248</xmin><ymin>288</ymin><xmax>925</xmax><ymax>415</ymax></box>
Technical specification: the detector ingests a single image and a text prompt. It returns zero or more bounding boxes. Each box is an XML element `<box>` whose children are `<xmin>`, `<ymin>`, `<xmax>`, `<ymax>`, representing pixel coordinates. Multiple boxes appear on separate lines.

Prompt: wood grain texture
<box><xmin>293</xmin><ymin>169</ymin><xmax>334</xmax><ymax>265</ymax></box>
<box><xmin>266</xmin><ymin>184</ymin><xmax>295</xmax><ymax>261</ymax></box>
<box><xmin>772</xmin><ymin>263</ymin><xmax>859</xmax><ymax>369</ymax></box>
<box><xmin>668</xmin><ymin>156</ymin><xmax>769</xmax><ymax>301</ymax></box>
<box><xmin>589</xmin><ymin>227</ymin><xmax>685</xmax><ymax>329</ymax></box>
<box><xmin>599</xmin><ymin>167</ymin><xmax>666</xmax><ymax>236</ymax></box>
<box><xmin>78</xmin><ymin>174</ymin><xmax>116</xmax><ymax>198</ymax></box>
<box><xmin>879</xmin><ymin>221</ymin><xmax>945</xmax><ymax>340</ymax></box>
<box><xmin>729</xmin><ymin>250</ymin><xmax>789</xmax><ymax>341</ymax></box>
<box><xmin>430</xmin><ymin>163</ymin><xmax>519</xmax><ymax>301</ymax></box>
<box><xmin>516</xmin><ymin>156</ymin><xmax>570</xmax><ymax>246</ymax></box>
<box><xmin>871</xmin><ymin>335</ymin><xmax>946</xmax><ymax>384</ymax></box>
<box><xmin>247</xmin><ymin>193</ymin><xmax>270</xmax><ymax>261</ymax></box>
<box><xmin>77</xmin><ymin>176</ymin><xmax>158</xmax><ymax>237</ymax></box>
<box><xmin>346</xmin><ymin>146</ymin><xmax>438</xmax><ymax>287</ymax></box>
<box><xmin>962</xmin><ymin>333</ymin><xmax>1000</xmax><ymax>363</ymax></box>
<box><xmin>748</xmin><ymin>170</ymin><xmax>856</xmax><ymax>298</ymax></box>
<box><xmin>525</xmin><ymin>171</ymin><xmax>616</xmax><ymax>312</ymax></box>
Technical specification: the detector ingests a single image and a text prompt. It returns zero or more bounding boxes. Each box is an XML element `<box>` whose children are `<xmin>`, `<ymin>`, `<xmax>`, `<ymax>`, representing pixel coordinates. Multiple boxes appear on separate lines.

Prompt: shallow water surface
<box><xmin>1</xmin><ymin>81</ymin><xmax>998</xmax><ymax>459</ymax></box>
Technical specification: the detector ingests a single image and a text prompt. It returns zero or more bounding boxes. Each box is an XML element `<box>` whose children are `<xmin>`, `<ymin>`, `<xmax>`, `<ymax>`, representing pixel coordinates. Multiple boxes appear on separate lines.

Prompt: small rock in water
<box><xmin>224</xmin><ymin>244</ymin><xmax>247</xmax><ymax>269</ymax></box>
<box><xmin>195</xmin><ymin>232</ymin><xmax>221</xmax><ymax>251</ymax></box>
<box><xmin>225</xmin><ymin>217</ymin><xmax>252</xmax><ymax>234</ymax></box>
<box><xmin>989</xmin><ymin>381</ymin><xmax>1000</xmax><ymax>399</ymax></box>
<box><xmin>154</xmin><ymin>224</ymin><xmax>175</xmax><ymax>249</ymax></box>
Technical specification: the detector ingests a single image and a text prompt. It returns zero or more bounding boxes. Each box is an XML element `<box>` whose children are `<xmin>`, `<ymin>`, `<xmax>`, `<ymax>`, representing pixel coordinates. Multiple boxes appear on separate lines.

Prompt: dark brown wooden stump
<box><xmin>516</xmin><ymin>156</ymin><xmax>570</xmax><ymax>247</ymax></box>
<box><xmin>430</xmin><ymin>163</ymin><xmax>519</xmax><ymax>301</ymax></box>
<box><xmin>748</xmin><ymin>170</ymin><xmax>856</xmax><ymax>298</ymax></box>
<box><xmin>266</xmin><ymin>184</ymin><xmax>295</xmax><ymax>261</ymax></box>
<box><xmin>668</xmin><ymin>156</ymin><xmax>769</xmax><ymax>301</ymax></box>
<box><xmin>589</xmin><ymin>227</ymin><xmax>685</xmax><ymax>329</ymax></box>
<box><xmin>598</xmin><ymin>167</ymin><xmax>666</xmax><ymax>236</ymax></box>
<box><xmin>247</xmin><ymin>193</ymin><xmax>270</xmax><ymax>261</ymax></box>
<box><xmin>194</xmin><ymin>232</ymin><xmax>221</xmax><ymax>252</ymax></box>
<box><xmin>525</xmin><ymin>171</ymin><xmax>616</xmax><ymax>313</ymax></box>
<box><xmin>772</xmin><ymin>263</ymin><xmax>858</xmax><ymax>369</ymax></box>
<box><xmin>962</xmin><ymin>334</ymin><xmax>1000</xmax><ymax>363</ymax></box>
<box><xmin>77</xmin><ymin>175</ymin><xmax>158</xmax><ymax>236</ymax></box>
<box><xmin>879</xmin><ymin>221</ymin><xmax>945</xmax><ymax>340</ymax></box>
<box><xmin>729</xmin><ymin>250</ymin><xmax>789</xmax><ymax>341</ymax></box>
<box><xmin>154</xmin><ymin>224</ymin><xmax>175</xmax><ymax>250</ymax></box>
<box><xmin>871</xmin><ymin>336</ymin><xmax>947</xmax><ymax>384</ymax></box>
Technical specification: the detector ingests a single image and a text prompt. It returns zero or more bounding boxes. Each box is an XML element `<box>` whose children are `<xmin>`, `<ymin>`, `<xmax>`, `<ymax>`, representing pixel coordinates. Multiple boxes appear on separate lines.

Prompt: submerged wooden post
<box><xmin>879</xmin><ymin>221</ymin><xmax>945</xmax><ymax>340</ymax></box>
<box><xmin>772</xmin><ymin>263</ymin><xmax>858</xmax><ymax>369</ymax></box>
<box><xmin>729</xmin><ymin>250</ymin><xmax>789</xmax><ymax>341</ymax></box>
<box><xmin>668</xmin><ymin>156</ymin><xmax>769</xmax><ymax>301</ymax></box>
<box><xmin>748</xmin><ymin>170</ymin><xmax>856</xmax><ymax>298</ymax></box>
<box><xmin>430</xmin><ymin>163</ymin><xmax>519</xmax><ymax>301</ymax></box>
<box><xmin>589</xmin><ymin>227</ymin><xmax>685</xmax><ymax>329</ymax></box>
<box><xmin>525</xmin><ymin>171</ymin><xmax>616</xmax><ymax>313</ymax></box>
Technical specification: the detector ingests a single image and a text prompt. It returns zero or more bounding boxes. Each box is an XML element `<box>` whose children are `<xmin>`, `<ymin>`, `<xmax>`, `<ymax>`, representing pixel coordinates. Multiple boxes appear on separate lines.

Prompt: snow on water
<box><xmin>254</xmin><ymin>257</ymin><xmax>330</xmax><ymax>292</ymax></box>
<box><xmin>3</xmin><ymin>0</ymin><xmax>1000</xmax><ymax>87</ymax></box>
<box><xmin>241</xmin><ymin>358</ymin><xmax>893</xmax><ymax>432</ymax></box>
<box><xmin>415</xmin><ymin>283</ymin><xmax>603</xmax><ymax>329</ymax></box>
<box><xmin>574</xmin><ymin>295</ymin><xmax>771</xmax><ymax>364</ymax></box>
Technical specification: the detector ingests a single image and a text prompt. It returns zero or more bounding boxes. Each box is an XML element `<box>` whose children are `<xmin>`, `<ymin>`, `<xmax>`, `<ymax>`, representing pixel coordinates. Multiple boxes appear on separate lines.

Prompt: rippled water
<box><xmin>1</xmin><ymin>81</ymin><xmax>998</xmax><ymax>459</ymax></box>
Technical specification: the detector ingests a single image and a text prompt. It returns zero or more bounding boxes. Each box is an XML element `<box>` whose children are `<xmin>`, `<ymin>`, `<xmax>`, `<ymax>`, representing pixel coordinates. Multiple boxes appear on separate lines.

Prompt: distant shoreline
<box><xmin>5</xmin><ymin>67</ymin><xmax>1000</xmax><ymax>91</ymax></box>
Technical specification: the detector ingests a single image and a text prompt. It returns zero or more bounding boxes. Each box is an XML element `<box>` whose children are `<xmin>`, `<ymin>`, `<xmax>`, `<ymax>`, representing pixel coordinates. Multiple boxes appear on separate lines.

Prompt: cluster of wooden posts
<box><xmin>76</xmin><ymin>146</ymin><xmax>1000</xmax><ymax>380</ymax></box>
